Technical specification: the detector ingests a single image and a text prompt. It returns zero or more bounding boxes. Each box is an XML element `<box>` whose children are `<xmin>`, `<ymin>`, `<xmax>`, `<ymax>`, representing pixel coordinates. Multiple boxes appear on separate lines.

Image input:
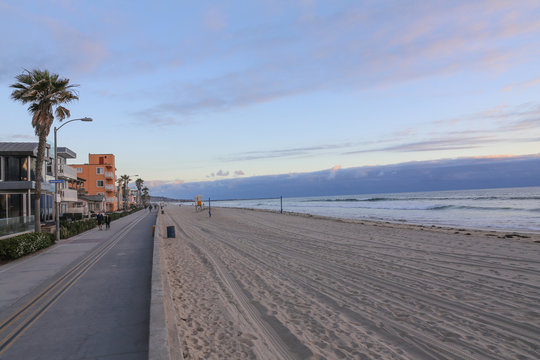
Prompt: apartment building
<box><xmin>0</xmin><ymin>142</ymin><xmax>55</xmax><ymax>237</ymax></box>
<box><xmin>71</xmin><ymin>154</ymin><xmax>118</xmax><ymax>212</ymax></box>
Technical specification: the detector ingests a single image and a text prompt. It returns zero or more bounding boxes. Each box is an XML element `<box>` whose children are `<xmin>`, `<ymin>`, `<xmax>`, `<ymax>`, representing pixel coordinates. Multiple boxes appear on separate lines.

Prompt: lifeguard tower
<box><xmin>195</xmin><ymin>195</ymin><xmax>203</xmax><ymax>212</ymax></box>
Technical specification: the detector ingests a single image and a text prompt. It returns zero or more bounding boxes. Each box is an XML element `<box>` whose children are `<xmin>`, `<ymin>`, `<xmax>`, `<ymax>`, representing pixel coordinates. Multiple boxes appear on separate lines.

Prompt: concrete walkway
<box><xmin>0</xmin><ymin>210</ymin><xmax>157</xmax><ymax>359</ymax></box>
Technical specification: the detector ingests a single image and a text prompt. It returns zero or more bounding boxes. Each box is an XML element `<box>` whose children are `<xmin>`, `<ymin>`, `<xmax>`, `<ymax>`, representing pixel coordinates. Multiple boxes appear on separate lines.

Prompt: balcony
<box><xmin>60</xmin><ymin>188</ymin><xmax>78</xmax><ymax>202</ymax></box>
<box><xmin>58</xmin><ymin>165</ymin><xmax>78</xmax><ymax>180</ymax></box>
<box><xmin>104</xmin><ymin>171</ymin><xmax>114</xmax><ymax>179</ymax></box>
<box><xmin>105</xmin><ymin>197</ymin><xmax>116</xmax><ymax>203</ymax></box>
<box><xmin>105</xmin><ymin>184</ymin><xmax>115</xmax><ymax>191</ymax></box>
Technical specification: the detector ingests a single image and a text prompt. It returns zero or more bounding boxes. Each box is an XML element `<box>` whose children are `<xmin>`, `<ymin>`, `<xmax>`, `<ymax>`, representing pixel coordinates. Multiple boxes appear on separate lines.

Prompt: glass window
<box><xmin>7</xmin><ymin>194</ymin><xmax>23</xmax><ymax>218</ymax></box>
<box><xmin>40</xmin><ymin>194</ymin><xmax>53</xmax><ymax>222</ymax></box>
<box><xmin>20</xmin><ymin>157</ymin><xmax>29</xmax><ymax>181</ymax></box>
<box><xmin>97</xmin><ymin>180</ymin><xmax>104</xmax><ymax>187</ymax></box>
<box><xmin>76</xmin><ymin>167</ymin><xmax>82</xmax><ymax>173</ymax></box>
<box><xmin>0</xmin><ymin>194</ymin><xmax>6</xmax><ymax>218</ymax></box>
<box><xmin>6</xmin><ymin>157</ymin><xmax>21</xmax><ymax>181</ymax></box>
<box><xmin>96</xmin><ymin>167</ymin><xmax>104</xmax><ymax>174</ymax></box>
<box><xmin>30</xmin><ymin>158</ymin><xmax>36</xmax><ymax>181</ymax></box>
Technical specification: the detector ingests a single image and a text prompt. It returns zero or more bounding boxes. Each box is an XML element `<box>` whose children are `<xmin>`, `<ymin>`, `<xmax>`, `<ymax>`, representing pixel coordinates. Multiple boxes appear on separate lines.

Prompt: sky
<box><xmin>1</xmin><ymin>0</ymin><xmax>539</xmax><ymax>198</ymax></box>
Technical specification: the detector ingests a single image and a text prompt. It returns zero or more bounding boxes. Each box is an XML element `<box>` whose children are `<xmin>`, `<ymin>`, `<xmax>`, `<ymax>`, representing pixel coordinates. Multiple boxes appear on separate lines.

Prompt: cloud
<box><xmin>128</xmin><ymin>1</ymin><xmax>540</xmax><ymax>122</ymax></box>
<box><xmin>216</xmin><ymin>169</ymin><xmax>229</xmax><ymax>177</ymax></box>
<box><xmin>329</xmin><ymin>165</ymin><xmax>341</xmax><ymax>179</ymax></box>
<box><xmin>503</xmin><ymin>75</ymin><xmax>540</xmax><ymax>92</ymax></box>
<box><xmin>0</xmin><ymin>3</ymin><xmax>109</xmax><ymax>81</ymax></box>
<box><xmin>147</xmin><ymin>154</ymin><xmax>540</xmax><ymax>199</ymax></box>
<box><xmin>204</xmin><ymin>5</ymin><xmax>228</xmax><ymax>31</ymax></box>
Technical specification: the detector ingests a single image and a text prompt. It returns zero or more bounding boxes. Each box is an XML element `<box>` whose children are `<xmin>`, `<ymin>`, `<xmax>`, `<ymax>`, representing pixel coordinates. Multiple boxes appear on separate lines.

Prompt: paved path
<box><xmin>0</xmin><ymin>210</ymin><xmax>157</xmax><ymax>360</ymax></box>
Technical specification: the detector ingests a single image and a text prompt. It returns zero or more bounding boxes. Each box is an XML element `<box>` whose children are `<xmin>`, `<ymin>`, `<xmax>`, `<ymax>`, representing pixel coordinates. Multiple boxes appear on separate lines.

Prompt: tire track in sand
<box><xmin>166</xmin><ymin>212</ymin><xmax>310</xmax><ymax>360</ymax></box>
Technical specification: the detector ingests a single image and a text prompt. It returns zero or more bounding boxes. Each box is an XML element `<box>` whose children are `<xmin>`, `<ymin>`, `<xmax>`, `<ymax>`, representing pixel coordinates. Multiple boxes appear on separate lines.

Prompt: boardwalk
<box><xmin>0</xmin><ymin>211</ymin><xmax>155</xmax><ymax>360</ymax></box>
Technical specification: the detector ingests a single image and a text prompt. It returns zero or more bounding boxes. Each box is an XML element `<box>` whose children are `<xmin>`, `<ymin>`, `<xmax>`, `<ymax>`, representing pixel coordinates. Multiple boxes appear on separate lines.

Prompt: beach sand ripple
<box><xmin>159</xmin><ymin>207</ymin><xmax>540</xmax><ymax>359</ymax></box>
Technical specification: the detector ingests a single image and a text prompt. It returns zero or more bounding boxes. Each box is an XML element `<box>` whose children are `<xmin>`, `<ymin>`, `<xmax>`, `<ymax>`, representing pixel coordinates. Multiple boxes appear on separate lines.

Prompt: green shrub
<box><xmin>60</xmin><ymin>218</ymin><xmax>97</xmax><ymax>239</ymax></box>
<box><xmin>110</xmin><ymin>207</ymin><xmax>142</xmax><ymax>222</ymax></box>
<box><xmin>0</xmin><ymin>232</ymin><xmax>55</xmax><ymax>260</ymax></box>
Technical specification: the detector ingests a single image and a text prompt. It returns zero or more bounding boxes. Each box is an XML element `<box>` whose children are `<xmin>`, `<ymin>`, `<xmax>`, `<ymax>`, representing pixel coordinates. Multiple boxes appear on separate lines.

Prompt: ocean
<box><xmin>212</xmin><ymin>186</ymin><xmax>540</xmax><ymax>233</ymax></box>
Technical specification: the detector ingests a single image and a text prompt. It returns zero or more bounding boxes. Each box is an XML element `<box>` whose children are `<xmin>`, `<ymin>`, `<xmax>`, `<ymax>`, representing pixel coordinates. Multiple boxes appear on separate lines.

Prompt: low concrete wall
<box><xmin>148</xmin><ymin>210</ymin><xmax>183</xmax><ymax>360</ymax></box>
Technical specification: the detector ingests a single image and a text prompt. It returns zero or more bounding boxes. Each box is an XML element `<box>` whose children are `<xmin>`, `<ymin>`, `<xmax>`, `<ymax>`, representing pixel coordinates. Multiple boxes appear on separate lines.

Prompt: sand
<box><xmin>158</xmin><ymin>206</ymin><xmax>540</xmax><ymax>359</ymax></box>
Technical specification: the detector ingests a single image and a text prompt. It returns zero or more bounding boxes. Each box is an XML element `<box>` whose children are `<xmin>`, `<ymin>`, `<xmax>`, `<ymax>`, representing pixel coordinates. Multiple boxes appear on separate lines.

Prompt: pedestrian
<box><xmin>97</xmin><ymin>212</ymin><xmax>104</xmax><ymax>230</ymax></box>
<box><xmin>105</xmin><ymin>213</ymin><xmax>111</xmax><ymax>230</ymax></box>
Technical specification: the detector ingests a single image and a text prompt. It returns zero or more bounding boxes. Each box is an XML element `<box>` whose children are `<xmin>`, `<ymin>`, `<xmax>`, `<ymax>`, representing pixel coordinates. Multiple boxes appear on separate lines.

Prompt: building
<box><xmin>56</xmin><ymin>147</ymin><xmax>84</xmax><ymax>218</ymax></box>
<box><xmin>70</xmin><ymin>154</ymin><xmax>117</xmax><ymax>212</ymax></box>
<box><xmin>0</xmin><ymin>142</ymin><xmax>55</xmax><ymax>237</ymax></box>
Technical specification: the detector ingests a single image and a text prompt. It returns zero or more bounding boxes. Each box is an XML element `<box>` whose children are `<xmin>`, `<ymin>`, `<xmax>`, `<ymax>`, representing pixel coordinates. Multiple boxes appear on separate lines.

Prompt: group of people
<box><xmin>96</xmin><ymin>212</ymin><xmax>110</xmax><ymax>230</ymax></box>
<box><xmin>146</xmin><ymin>204</ymin><xmax>158</xmax><ymax>212</ymax></box>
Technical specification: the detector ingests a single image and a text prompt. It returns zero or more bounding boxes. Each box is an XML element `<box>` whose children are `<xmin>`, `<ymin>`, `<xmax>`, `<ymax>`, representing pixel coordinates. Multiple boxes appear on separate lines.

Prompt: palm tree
<box><xmin>116</xmin><ymin>177</ymin><xmax>124</xmax><ymax>210</ymax></box>
<box><xmin>120</xmin><ymin>175</ymin><xmax>131</xmax><ymax>209</ymax></box>
<box><xmin>10</xmin><ymin>69</ymin><xmax>79</xmax><ymax>232</ymax></box>
<box><xmin>135</xmin><ymin>178</ymin><xmax>144</xmax><ymax>206</ymax></box>
<box><xmin>142</xmin><ymin>186</ymin><xmax>150</xmax><ymax>206</ymax></box>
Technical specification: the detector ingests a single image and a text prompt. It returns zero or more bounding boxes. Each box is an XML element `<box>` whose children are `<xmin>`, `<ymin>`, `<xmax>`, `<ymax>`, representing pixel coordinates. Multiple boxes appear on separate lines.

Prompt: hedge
<box><xmin>60</xmin><ymin>218</ymin><xmax>98</xmax><ymax>239</ymax></box>
<box><xmin>59</xmin><ymin>207</ymin><xmax>143</xmax><ymax>239</ymax></box>
<box><xmin>0</xmin><ymin>207</ymin><xmax>143</xmax><ymax>260</ymax></box>
<box><xmin>0</xmin><ymin>232</ymin><xmax>55</xmax><ymax>260</ymax></box>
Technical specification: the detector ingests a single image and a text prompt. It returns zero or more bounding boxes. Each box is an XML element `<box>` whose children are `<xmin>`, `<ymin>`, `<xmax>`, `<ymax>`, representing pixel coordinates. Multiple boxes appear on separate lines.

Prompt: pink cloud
<box><xmin>204</xmin><ymin>5</ymin><xmax>228</xmax><ymax>31</ymax></box>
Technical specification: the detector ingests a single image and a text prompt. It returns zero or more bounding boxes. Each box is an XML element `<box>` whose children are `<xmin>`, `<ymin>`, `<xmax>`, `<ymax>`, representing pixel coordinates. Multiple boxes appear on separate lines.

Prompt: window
<box><xmin>76</xmin><ymin>167</ymin><xmax>82</xmax><ymax>173</ymax></box>
<box><xmin>7</xmin><ymin>194</ymin><xmax>23</xmax><ymax>218</ymax></box>
<box><xmin>96</xmin><ymin>167</ymin><xmax>104</xmax><ymax>174</ymax></box>
<box><xmin>6</xmin><ymin>157</ymin><xmax>22</xmax><ymax>181</ymax></box>
<box><xmin>97</xmin><ymin>180</ymin><xmax>104</xmax><ymax>187</ymax></box>
<box><xmin>0</xmin><ymin>194</ymin><xmax>6</xmax><ymax>218</ymax></box>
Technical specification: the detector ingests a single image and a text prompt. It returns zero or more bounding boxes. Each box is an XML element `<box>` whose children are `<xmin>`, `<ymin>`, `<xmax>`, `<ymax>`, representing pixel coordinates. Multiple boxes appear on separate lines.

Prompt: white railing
<box><xmin>105</xmin><ymin>197</ymin><xmax>116</xmax><ymax>203</ymax></box>
<box><xmin>60</xmin><ymin>188</ymin><xmax>78</xmax><ymax>202</ymax></box>
<box><xmin>58</xmin><ymin>165</ymin><xmax>78</xmax><ymax>180</ymax></box>
<box><xmin>104</xmin><ymin>171</ymin><xmax>114</xmax><ymax>179</ymax></box>
<box><xmin>105</xmin><ymin>184</ymin><xmax>115</xmax><ymax>190</ymax></box>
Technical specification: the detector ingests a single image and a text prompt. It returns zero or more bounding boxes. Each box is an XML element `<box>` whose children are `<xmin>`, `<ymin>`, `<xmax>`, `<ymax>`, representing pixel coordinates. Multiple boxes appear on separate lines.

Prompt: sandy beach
<box><xmin>158</xmin><ymin>206</ymin><xmax>540</xmax><ymax>359</ymax></box>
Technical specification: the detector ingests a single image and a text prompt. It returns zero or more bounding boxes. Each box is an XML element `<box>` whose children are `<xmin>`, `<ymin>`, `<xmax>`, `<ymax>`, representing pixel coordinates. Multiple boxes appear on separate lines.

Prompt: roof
<box><xmin>57</xmin><ymin>147</ymin><xmax>76</xmax><ymax>159</ymax></box>
<box><xmin>0</xmin><ymin>142</ymin><xmax>46</xmax><ymax>156</ymax></box>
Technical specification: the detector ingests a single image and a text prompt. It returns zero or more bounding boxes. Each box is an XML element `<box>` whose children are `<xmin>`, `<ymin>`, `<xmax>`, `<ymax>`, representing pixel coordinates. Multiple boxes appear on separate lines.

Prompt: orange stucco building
<box><xmin>71</xmin><ymin>154</ymin><xmax>118</xmax><ymax>211</ymax></box>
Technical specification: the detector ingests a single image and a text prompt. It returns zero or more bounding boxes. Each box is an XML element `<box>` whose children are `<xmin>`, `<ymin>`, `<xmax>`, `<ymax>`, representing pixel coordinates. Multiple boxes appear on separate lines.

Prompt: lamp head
<box><xmin>81</xmin><ymin>117</ymin><xmax>93</xmax><ymax>122</ymax></box>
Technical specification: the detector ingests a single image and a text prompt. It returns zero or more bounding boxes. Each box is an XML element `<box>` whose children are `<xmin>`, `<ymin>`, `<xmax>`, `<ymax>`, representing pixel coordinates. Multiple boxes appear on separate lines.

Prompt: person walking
<box><xmin>105</xmin><ymin>213</ymin><xmax>111</xmax><ymax>230</ymax></box>
<box><xmin>97</xmin><ymin>212</ymin><xmax>104</xmax><ymax>230</ymax></box>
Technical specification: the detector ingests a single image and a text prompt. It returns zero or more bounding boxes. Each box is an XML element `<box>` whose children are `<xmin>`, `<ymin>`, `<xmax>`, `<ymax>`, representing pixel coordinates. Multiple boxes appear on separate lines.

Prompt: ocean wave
<box><xmin>302</xmin><ymin>195</ymin><xmax>540</xmax><ymax>203</ymax></box>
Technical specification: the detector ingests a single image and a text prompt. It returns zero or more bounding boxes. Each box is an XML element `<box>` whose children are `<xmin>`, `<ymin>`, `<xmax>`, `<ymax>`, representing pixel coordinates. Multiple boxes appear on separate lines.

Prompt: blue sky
<box><xmin>1</xmin><ymin>1</ymin><xmax>539</xmax><ymax>198</ymax></box>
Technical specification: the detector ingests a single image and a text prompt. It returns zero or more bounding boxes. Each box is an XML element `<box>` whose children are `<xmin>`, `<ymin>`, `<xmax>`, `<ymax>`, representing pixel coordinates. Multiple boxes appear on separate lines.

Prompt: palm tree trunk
<box><xmin>34</xmin><ymin>134</ymin><xmax>48</xmax><ymax>232</ymax></box>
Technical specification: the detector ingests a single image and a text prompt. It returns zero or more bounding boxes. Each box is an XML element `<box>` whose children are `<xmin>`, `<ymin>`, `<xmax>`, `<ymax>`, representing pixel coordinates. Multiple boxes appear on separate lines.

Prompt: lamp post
<box><xmin>54</xmin><ymin>117</ymin><xmax>93</xmax><ymax>241</ymax></box>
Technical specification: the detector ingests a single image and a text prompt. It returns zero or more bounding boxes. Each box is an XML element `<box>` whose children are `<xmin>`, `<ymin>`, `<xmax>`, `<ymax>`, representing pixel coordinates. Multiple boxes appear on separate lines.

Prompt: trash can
<box><xmin>166</xmin><ymin>226</ymin><xmax>175</xmax><ymax>238</ymax></box>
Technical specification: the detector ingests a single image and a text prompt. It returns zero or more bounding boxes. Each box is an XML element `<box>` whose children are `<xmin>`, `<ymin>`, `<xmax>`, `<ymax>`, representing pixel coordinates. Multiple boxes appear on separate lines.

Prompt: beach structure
<box><xmin>0</xmin><ymin>142</ymin><xmax>55</xmax><ymax>237</ymax></box>
<box><xmin>70</xmin><ymin>154</ymin><xmax>118</xmax><ymax>212</ymax></box>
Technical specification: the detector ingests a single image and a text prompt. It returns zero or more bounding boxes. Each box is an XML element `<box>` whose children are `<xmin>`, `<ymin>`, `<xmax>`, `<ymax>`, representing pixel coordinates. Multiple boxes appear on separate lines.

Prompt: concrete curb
<box><xmin>148</xmin><ymin>210</ymin><xmax>183</xmax><ymax>360</ymax></box>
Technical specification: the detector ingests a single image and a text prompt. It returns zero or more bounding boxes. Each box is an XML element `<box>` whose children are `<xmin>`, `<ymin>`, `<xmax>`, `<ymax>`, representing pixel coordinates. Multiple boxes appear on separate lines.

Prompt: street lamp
<box><xmin>54</xmin><ymin>117</ymin><xmax>93</xmax><ymax>241</ymax></box>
